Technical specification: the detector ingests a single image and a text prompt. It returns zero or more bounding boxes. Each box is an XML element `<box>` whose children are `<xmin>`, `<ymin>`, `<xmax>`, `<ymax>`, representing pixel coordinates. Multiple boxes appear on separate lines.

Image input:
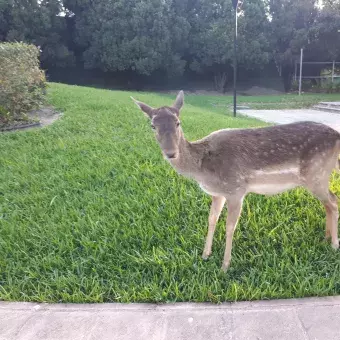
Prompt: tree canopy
<box><xmin>1</xmin><ymin>0</ymin><xmax>339</xmax><ymax>91</ymax></box>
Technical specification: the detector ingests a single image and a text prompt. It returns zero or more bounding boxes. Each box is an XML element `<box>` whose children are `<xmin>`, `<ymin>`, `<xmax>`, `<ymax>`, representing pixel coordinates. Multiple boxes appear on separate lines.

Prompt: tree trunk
<box><xmin>282</xmin><ymin>65</ymin><xmax>293</xmax><ymax>92</ymax></box>
<box><xmin>214</xmin><ymin>72</ymin><xmax>227</xmax><ymax>93</ymax></box>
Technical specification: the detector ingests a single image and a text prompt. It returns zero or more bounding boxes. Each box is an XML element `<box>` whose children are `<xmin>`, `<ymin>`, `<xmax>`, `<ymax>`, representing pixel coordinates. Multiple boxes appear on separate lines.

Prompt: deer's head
<box><xmin>131</xmin><ymin>91</ymin><xmax>184</xmax><ymax>160</ymax></box>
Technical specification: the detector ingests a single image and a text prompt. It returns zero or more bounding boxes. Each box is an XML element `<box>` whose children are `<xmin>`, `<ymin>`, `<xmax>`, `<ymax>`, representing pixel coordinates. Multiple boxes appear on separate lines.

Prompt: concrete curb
<box><xmin>1</xmin><ymin>295</ymin><xmax>340</xmax><ymax>312</ymax></box>
<box><xmin>1</xmin><ymin>297</ymin><xmax>340</xmax><ymax>340</ymax></box>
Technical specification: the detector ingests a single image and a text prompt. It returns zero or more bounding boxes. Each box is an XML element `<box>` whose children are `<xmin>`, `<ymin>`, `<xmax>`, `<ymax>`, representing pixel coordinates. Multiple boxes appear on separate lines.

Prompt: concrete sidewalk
<box><xmin>1</xmin><ymin>297</ymin><xmax>340</xmax><ymax>340</ymax></box>
<box><xmin>238</xmin><ymin>108</ymin><xmax>340</xmax><ymax>128</ymax></box>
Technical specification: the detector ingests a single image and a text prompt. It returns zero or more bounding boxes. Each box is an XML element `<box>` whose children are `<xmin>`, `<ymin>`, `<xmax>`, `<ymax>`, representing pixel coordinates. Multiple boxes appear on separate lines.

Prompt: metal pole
<box><xmin>233</xmin><ymin>6</ymin><xmax>237</xmax><ymax>117</ymax></box>
<box><xmin>298</xmin><ymin>48</ymin><xmax>303</xmax><ymax>96</ymax></box>
<box><xmin>332</xmin><ymin>60</ymin><xmax>335</xmax><ymax>83</ymax></box>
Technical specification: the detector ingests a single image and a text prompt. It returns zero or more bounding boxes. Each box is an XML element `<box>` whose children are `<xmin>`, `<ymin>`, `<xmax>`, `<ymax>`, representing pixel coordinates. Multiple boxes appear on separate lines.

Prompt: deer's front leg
<box><xmin>222</xmin><ymin>197</ymin><xmax>244</xmax><ymax>272</ymax></box>
<box><xmin>202</xmin><ymin>196</ymin><xmax>226</xmax><ymax>260</ymax></box>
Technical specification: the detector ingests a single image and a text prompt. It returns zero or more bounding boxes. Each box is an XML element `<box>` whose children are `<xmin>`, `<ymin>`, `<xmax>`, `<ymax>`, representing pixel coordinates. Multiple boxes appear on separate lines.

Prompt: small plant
<box><xmin>291</xmin><ymin>79</ymin><xmax>313</xmax><ymax>92</ymax></box>
<box><xmin>301</xmin><ymin>79</ymin><xmax>313</xmax><ymax>91</ymax></box>
<box><xmin>311</xmin><ymin>83</ymin><xmax>322</xmax><ymax>93</ymax></box>
<box><xmin>0</xmin><ymin>105</ymin><xmax>11</xmax><ymax>125</ymax></box>
<box><xmin>336</xmin><ymin>83</ymin><xmax>340</xmax><ymax>93</ymax></box>
<box><xmin>0</xmin><ymin>42</ymin><xmax>47</xmax><ymax>125</ymax></box>
<box><xmin>291</xmin><ymin>80</ymin><xmax>299</xmax><ymax>91</ymax></box>
<box><xmin>321</xmin><ymin>81</ymin><xmax>340</xmax><ymax>94</ymax></box>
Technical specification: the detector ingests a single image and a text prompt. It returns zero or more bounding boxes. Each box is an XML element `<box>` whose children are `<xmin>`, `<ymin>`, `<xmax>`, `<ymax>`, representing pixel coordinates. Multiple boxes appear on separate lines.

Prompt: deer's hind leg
<box><xmin>304</xmin><ymin>152</ymin><xmax>339</xmax><ymax>249</ymax></box>
<box><xmin>307</xmin><ymin>184</ymin><xmax>339</xmax><ymax>249</ymax></box>
<box><xmin>202</xmin><ymin>196</ymin><xmax>226</xmax><ymax>259</ymax></box>
<box><xmin>326</xmin><ymin>191</ymin><xmax>339</xmax><ymax>249</ymax></box>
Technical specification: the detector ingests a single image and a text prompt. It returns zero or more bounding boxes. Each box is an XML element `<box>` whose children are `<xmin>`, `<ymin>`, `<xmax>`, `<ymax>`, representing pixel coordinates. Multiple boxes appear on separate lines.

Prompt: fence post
<box><xmin>299</xmin><ymin>48</ymin><xmax>303</xmax><ymax>96</ymax></box>
<box><xmin>332</xmin><ymin>61</ymin><xmax>335</xmax><ymax>83</ymax></box>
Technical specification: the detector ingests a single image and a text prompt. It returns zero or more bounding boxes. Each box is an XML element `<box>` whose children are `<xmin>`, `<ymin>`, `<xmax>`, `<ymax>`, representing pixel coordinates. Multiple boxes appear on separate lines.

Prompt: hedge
<box><xmin>0</xmin><ymin>42</ymin><xmax>46</xmax><ymax>123</ymax></box>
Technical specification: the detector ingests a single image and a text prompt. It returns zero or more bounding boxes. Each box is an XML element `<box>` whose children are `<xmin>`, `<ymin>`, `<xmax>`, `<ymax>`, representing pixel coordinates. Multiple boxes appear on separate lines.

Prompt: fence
<box><xmin>295</xmin><ymin>49</ymin><xmax>340</xmax><ymax>94</ymax></box>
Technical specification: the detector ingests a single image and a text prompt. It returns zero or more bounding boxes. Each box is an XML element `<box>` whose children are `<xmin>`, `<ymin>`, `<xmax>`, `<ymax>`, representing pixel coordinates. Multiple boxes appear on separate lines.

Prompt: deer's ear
<box><xmin>173</xmin><ymin>90</ymin><xmax>184</xmax><ymax>111</ymax></box>
<box><xmin>131</xmin><ymin>97</ymin><xmax>154</xmax><ymax>118</ymax></box>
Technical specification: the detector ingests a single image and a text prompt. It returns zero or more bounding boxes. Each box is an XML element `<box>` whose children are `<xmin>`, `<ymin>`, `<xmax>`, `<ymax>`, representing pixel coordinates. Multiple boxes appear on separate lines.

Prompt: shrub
<box><xmin>291</xmin><ymin>79</ymin><xmax>313</xmax><ymax>92</ymax></box>
<box><xmin>0</xmin><ymin>42</ymin><xmax>46</xmax><ymax>124</ymax></box>
<box><xmin>321</xmin><ymin>81</ymin><xmax>340</xmax><ymax>94</ymax></box>
<box><xmin>291</xmin><ymin>80</ymin><xmax>298</xmax><ymax>91</ymax></box>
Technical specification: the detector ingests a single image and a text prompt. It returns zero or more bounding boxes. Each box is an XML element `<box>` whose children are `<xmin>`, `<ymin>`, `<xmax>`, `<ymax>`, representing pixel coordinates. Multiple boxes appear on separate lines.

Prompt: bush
<box><xmin>291</xmin><ymin>80</ymin><xmax>298</xmax><ymax>91</ymax></box>
<box><xmin>292</xmin><ymin>78</ymin><xmax>340</xmax><ymax>94</ymax></box>
<box><xmin>321</xmin><ymin>80</ymin><xmax>340</xmax><ymax>94</ymax></box>
<box><xmin>0</xmin><ymin>42</ymin><xmax>46</xmax><ymax>124</ymax></box>
<box><xmin>291</xmin><ymin>79</ymin><xmax>313</xmax><ymax>92</ymax></box>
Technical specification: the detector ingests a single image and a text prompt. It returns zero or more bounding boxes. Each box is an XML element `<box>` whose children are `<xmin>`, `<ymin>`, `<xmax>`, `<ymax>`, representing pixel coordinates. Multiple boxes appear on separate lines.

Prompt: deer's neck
<box><xmin>168</xmin><ymin>130</ymin><xmax>202</xmax><ymax>178</ymax></box>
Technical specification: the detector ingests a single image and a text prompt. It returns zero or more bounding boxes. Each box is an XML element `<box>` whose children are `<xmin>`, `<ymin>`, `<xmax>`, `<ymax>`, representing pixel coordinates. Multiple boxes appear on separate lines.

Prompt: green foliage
<box><xmin>190</xmin><ymin>0</ymin><xmax>269</xmax><ymax>70</ymax></box>
<box><xmin>308</xmin><ymin>5</ymin><xmax>340</xmax><ymax>61</ymax></box>
<box><xmin>268</xmin><ymin>0</ymin><xmax>318</xmax><ymax>91</ymax></box>
<box><xmin>68</xmin><ymin>0</ymin><xmax>190</xmax><ymax>77</ymax></box>
<box><xmin>292</xmin><ymin>80</ymin><xmax>340</xmax><ymax>94</ymax></box>
<box><xmin>1</xmin><ymin>0</ymin><xmax>340</xmax><ymax>91</ymax></box>
<box><xmin>321</xmin><ymin>82</ymin><xmax>340</xmax><ymax>94</ymax></box>
<box><xmin>268</xmin><ymin>0</ymin><xmax>340</xmax><ymax>91</ymax></box>
<box><xmin>185</xmin><ymin>0</ymin><xmax>270</xmax><ymax>92</ymax></box>
<box><xmin>0</xmin><ymin>42</ymin><xmax>46</xmax><ymax>123</ymax></box>
<box><xmin>269</xmin><ymin>0</ymin><xmax>317</xmax><ymax>63</ymax></box>
<box><xmin>0</xmin><ymin>0</ymin><xmax>74</xmax><ymax>68</ymax></box>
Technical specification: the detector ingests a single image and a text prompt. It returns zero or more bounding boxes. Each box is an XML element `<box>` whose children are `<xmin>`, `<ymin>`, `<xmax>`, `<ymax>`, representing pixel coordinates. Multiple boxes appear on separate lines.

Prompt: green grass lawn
<box><xmin>176</xmin><ymin>92</ymin><xmax>340</xmax><ymax>111</ymax></box>
<box><xmin>1</xmin><ymin>83</ymin><xmax>340</xmax><ymax>303</ymax></box>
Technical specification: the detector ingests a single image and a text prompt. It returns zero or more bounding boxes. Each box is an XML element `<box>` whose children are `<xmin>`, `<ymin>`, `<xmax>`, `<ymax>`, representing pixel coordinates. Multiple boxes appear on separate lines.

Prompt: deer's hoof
<box><xmin>221</xmin><ymin>262</ymin><xmax>230</xmax><ymax>272</ymax></box>
<box><xmin>202</xmin><ymin>252</ymin><xmax>210</xmax><ymax>260</ymax></box>
<box><xmin>332</xmin><ymin>241</ymin><xmax>339</xmax><ymax>250</ymax></box>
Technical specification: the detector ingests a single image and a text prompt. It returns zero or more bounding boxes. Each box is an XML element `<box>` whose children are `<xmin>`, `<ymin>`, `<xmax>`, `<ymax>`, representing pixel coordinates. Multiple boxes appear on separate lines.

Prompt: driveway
<box><xmin>238</xmin><ymin>108</ymin><xmax>340</xmax><ymax>129</ymax></box>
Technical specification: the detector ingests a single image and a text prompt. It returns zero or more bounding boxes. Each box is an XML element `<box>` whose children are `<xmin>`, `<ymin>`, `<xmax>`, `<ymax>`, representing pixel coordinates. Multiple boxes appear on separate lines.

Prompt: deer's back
<box><xmin>198</xmin><ymin>121</ymin><xmax>340</xmax><ymax>179</ymax></box>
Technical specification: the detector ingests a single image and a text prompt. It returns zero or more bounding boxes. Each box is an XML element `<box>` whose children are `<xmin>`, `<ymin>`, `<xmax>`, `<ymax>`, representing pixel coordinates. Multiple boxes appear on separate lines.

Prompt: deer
<box><xmin>131</xmin><ymin>91</ymin><xmax>340</xmax><ymax>271</ymax></box>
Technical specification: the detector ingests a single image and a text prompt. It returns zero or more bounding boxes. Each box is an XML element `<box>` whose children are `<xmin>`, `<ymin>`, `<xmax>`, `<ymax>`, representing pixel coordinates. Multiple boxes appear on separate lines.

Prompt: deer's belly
<box><xmin>199</xmin><ymin>184</ymin><xmax>225</xmax><ymax>197</ymax></box>
<box><xmin>247</xmin><ymin>167</ymin><xmax>300</xmax><ymax>196</ymax></box>
<box><xmin>248</xmin><ymin>182</ymin><xmax>298</xmax><ymax>195</ymax></box>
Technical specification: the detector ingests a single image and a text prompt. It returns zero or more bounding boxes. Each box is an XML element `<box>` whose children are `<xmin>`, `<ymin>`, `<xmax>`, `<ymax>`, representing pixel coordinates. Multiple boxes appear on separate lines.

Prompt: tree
<box><xmin>1</xmin><ymin>0</ymin><xmax>74</xmax><ymax>68</ymax></box>
<box><xmin>308</xmin><ymin>2</ymin><xmax>340</xmax><ymax>61</ymax></box>
<box><xmin>268</xmin><ymin>0</ymin><xmax>318</xmax><ymax>91</ymax></box>
<box><xmin>2</xmin><ymin>0</ymin><xmax>338</xmax><ymax>91</ymax></box>
<box><xmin>189</xmin><ymin>0</ymin><xmax>270</xmax><ymax>92</ymax></box>
<box><xmin>0</xmin><ymin>0</ymin><xmax>11</xmax><ymax>41</ymax></box>
<box><xmin>64</xmin><ymin>0</ymin><xmax>190</xmax><ymax>77</ymax></box>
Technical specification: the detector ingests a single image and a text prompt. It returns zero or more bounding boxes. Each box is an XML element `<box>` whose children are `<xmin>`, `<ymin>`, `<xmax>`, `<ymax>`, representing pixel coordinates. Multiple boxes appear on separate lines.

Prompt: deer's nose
<box><xmin>166</xmin><ymin>152</ymin><xmax>177</xmax><ymax>159</ymax></box>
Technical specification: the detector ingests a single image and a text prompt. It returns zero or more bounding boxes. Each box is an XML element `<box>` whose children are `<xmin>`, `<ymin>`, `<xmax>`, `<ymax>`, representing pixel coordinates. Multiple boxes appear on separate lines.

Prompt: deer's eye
<box><xmin>176</xmin><ymin>122</ymin><xmax>180</xmax><ymax>127</ymax></box>
<box><xmin>151</xmin><ymin>125</ymin><xmax>156</xmax><ymax>130</ymax></box>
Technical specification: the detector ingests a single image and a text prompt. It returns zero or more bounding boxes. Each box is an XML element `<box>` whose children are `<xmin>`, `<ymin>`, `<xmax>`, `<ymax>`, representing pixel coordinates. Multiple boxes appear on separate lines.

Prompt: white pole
<box><xmin>299</xmin><ymin>48</ymin><xmax>303</xmax><ymax>96</ymax></box>
<box><xmin>332</xmin><ymin>61</ymin><xmax>335</xmax><ymax>83</ymax></box>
